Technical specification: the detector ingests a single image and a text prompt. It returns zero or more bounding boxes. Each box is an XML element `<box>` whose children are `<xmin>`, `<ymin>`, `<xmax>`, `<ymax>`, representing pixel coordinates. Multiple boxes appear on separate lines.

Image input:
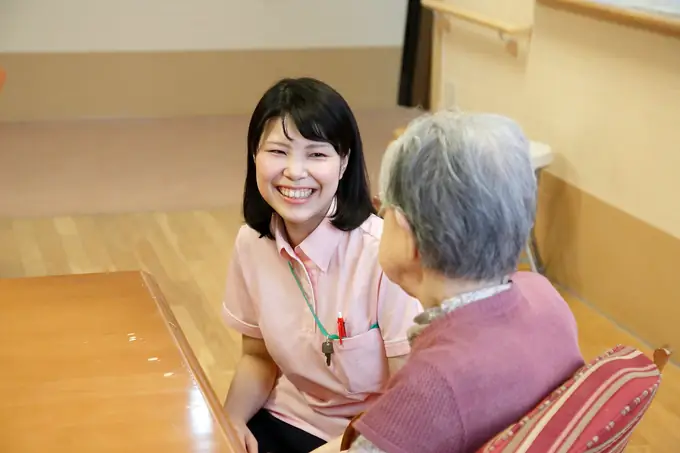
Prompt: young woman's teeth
<box><xmin>279</xmin><ymin>187</ymin><xmax>313</xmax><ymax>199</ymax></box>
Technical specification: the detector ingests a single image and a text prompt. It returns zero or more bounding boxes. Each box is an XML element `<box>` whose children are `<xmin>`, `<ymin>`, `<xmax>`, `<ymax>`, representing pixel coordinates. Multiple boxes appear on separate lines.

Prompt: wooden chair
<box><xmin>654</xmin><ymin>344</ymin><xmax>672</xmax><ymax>371</ymax></box>
<box><xmin>341</xmin><ymin>346</ymin><xmax>672</xmax><ymax>452</ymax></box>
<box><xmin>478</xmin><ymin>345</ymin><xmax>672</xmax><ymax>452</ymax></box>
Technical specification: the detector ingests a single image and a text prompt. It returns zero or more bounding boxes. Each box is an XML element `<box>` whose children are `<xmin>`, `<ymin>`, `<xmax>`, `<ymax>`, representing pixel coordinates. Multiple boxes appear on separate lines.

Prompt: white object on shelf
<box><xmin>530</xmin><ymin>141</ymin><xmax>554</xmax><ymax>171</ymax></box>
<box><xmin>524</xmin><ymin>140</ymin><xmax>553</xmax><ymax>274</ymax></box>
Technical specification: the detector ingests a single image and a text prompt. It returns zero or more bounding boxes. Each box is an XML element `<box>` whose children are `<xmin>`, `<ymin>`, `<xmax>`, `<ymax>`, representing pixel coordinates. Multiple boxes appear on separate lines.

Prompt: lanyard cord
<box><xmin>287</xmin><ymin>261</ymin><xmax>378</xmax><ymax>340</ymax></box>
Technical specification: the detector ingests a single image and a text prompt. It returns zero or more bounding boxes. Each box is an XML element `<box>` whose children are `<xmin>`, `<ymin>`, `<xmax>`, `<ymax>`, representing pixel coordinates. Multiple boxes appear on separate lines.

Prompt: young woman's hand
<box><xmin>224</xmin><ymin>336</ymin><xmax>278</xmax><ymax>453</ymax></box>
<box><xmin>233</xmin><ymin>421</ymin><xmax>258</xmax><ymax>453</ymax></box>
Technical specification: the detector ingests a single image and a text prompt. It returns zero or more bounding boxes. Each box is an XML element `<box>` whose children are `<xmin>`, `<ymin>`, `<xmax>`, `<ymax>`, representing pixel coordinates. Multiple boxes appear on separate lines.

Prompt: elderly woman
<box><xmin>314</xmin><ymin>110</ymin><xmax>585</xmax><ymax>453</ymax></box>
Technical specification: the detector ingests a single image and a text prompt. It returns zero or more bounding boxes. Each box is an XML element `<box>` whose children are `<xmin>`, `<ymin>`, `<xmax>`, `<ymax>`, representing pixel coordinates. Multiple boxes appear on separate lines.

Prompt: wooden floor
<box><xmin>1</xmin><ymin>208</ymin><xmax>678</xmax><ymax>452</ymax></box>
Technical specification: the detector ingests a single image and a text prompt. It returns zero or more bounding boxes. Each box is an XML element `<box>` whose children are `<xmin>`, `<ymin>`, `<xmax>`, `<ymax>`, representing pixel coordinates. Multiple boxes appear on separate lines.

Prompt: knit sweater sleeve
<box><xmin>353</xmin><ymin>360</ymin><xmax>465</xmax><ymax>453</ymax></box>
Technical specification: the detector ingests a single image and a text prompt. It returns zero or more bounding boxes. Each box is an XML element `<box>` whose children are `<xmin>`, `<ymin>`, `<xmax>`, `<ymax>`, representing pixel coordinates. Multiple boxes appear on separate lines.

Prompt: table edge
<box><xmin>138</xmin><ymin>271</ymin><xmax>245</xmax><ymax>453</ymax></box>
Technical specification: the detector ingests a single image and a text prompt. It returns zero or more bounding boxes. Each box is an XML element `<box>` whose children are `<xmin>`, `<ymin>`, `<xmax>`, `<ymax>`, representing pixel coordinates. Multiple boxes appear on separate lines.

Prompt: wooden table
<box><xmin>0</xmin><ymin>271</ymin><xmax>244</xmax><ymax>453</ymax></box>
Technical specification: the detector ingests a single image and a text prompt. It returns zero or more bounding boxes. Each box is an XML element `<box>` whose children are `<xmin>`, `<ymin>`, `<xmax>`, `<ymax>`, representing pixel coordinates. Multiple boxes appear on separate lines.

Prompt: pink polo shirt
<box><xmin>222</xmin><ymin>214</ymin><xmax>422</xmax><ymax>441</ymax></box>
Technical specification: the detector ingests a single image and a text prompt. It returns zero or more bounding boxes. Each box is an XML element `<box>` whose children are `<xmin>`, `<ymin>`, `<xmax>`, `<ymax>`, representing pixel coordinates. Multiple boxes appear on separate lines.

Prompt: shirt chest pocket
<box><xmin>330</xmin><ymin>327</ymin><xmax>389</xmax><ymax>395</ymax></box>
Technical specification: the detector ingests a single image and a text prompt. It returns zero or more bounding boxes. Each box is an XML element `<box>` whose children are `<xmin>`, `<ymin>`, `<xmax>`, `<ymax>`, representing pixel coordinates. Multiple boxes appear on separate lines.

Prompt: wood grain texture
<box><xmin>0</xmin><ymin>208</ymin><xmax>677</xmax><ymax>451</ymax></box>
<box><xmin>0</xmin><ymin>209</ymin><xmax>243</xmax><ymax>400</ymax></box>
<box><xmin>0</xmin><ymin>270</ymin><xmax>244</xmax><ymax>453</ymax></box>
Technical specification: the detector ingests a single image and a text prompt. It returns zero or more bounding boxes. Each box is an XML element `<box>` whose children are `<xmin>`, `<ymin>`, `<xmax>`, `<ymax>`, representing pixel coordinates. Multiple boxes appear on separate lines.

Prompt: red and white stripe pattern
<box><xmin>479</xmin><ymin>345</ymin><xmax>662</xmax><ymax>453</ymax></box>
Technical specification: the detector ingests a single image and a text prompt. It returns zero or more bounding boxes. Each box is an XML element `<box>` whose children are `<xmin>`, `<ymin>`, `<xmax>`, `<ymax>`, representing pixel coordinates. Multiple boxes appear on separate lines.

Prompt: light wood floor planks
<box><xmin>1</xmin><ymin>208</ymin><xmax>678</xmax><ymax>451</ymax></box>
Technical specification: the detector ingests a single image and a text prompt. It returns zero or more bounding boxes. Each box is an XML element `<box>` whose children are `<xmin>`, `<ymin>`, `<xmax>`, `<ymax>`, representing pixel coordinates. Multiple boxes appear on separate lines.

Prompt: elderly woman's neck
<box><xmin>417</xmin><ymin>272</ymin><xmax>503</xmax><ymax>310</ymax></box>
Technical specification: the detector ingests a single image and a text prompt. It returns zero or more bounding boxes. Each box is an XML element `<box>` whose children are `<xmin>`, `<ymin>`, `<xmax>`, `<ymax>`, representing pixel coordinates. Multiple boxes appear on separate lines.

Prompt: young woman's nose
<box><xmin>283</xmin><ymin>155</ymin><xmax>308</xmax><ymax>180</ymax></box>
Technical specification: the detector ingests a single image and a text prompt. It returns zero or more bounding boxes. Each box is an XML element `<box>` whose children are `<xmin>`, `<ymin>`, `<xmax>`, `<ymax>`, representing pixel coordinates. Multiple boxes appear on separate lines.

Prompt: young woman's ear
<box><xmin>340</xmin><ymin>150</ymin><xmax>351</xmax><ymax>178</ymax></box>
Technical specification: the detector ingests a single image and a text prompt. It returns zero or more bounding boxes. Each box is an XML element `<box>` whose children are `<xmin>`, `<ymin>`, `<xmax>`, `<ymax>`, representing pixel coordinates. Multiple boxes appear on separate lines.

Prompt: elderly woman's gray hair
<box><xmin>379</xmin><ymin>110</ymin><xmax>536</xmax><ymax>281</ymax></box>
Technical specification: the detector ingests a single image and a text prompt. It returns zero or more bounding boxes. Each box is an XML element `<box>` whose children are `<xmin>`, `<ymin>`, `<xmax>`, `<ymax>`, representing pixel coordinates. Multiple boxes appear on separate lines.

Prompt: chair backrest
<box><xmin>477</xmin><ymin>345</ymin><xmax>668</xmax><ymax>452</ymax></box>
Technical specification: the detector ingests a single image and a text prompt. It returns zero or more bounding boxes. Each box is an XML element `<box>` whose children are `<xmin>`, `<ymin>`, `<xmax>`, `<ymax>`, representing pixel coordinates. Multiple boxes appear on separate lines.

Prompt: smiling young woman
<box><xmin>221</xmin><ymin>77</ymin><xmax>422</xmax><ymax>453</ymax></box>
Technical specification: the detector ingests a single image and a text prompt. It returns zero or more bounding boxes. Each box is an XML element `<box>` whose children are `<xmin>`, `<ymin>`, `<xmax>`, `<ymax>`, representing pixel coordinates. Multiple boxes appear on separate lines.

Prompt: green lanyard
<box><xmin>287</xmin><ymin>261</ymin><xmax>378</xmax><ymax>339</ymax></box>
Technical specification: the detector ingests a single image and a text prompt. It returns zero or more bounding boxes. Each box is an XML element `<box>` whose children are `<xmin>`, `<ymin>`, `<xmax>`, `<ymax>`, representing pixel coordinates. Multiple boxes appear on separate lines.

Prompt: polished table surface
<box><xmin>0</xmin><ymin>271</ymin><xmax>244</xmax><ymax>453</ymax></box>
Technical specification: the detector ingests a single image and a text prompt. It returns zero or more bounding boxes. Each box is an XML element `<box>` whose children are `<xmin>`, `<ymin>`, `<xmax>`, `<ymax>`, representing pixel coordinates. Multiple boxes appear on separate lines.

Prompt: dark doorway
<box><xmin>398</xmin><ymin>0</ymin><xmax>433</xmax><ymax>110</ymax></box>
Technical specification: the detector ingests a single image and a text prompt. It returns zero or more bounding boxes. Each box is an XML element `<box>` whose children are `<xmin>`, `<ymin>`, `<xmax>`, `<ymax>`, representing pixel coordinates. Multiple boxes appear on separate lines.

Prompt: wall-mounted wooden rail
<box><xmin>420</xmin><ymin>0</ymin><xmax>534</xmax><ymax>109</ymax></box>
<box><xmin>421</xmin><ymin>0</ymin><xmax>533</xmax><ymax>38</ymax></box>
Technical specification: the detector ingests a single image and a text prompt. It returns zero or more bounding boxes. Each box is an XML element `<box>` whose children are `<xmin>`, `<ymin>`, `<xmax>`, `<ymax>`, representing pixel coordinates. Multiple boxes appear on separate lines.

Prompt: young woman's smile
<box><xmin>275</xmin><ymin>185</ymin><xmax>317</xmax><ymax>204</ymax></box>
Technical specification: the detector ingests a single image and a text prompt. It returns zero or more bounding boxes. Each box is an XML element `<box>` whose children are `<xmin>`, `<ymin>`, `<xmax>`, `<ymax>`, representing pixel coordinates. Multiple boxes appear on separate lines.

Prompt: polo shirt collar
<box><xmin>273</xmin><ymin>200</ymin><xmax>343</xmax><ymax>272</ymax></box>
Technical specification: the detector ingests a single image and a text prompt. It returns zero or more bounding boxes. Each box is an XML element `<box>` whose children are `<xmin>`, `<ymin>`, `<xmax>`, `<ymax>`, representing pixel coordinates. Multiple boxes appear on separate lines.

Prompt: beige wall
<box><xmin>0</xmin><ymin>0</ymin><xmax>407</xmax><ymax>52</ymax></box>
<box><xmin>438</xmin><ymin>0</ymin><xmax>680</xmax><ymax>240</ymax></box>
<box><xmin>0</xmin><ymin>0</ymin><xmax>407</xmax><ymax>121</ymax></box>
<box><xmin>433</xmin><ymin>0</ymin><xmax>680</xmax><ymax>349</ymax></box>
<box><xmin>0</xmin><ymin>48</ymin><xmax>403</xmax><ymax>121</ymax></box>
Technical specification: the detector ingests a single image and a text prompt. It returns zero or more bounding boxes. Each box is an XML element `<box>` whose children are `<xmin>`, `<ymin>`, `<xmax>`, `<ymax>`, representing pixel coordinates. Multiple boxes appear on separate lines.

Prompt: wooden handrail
<box><xmin>421</xmin><ymin>0</ymin><xmax>534</xmax><ymax>107</ymax></box>
<box><xmin>421</xmin><ymin>0</ymin><xmax>533</xmax><ymax>37</ymax></box>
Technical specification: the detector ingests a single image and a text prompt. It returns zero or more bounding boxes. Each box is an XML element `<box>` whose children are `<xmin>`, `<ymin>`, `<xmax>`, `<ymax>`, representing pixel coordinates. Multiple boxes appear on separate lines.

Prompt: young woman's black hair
<box><xmin>243</xmin><ymin>77</ymin><xmax>376</xmax><ymax>239</ymax></box>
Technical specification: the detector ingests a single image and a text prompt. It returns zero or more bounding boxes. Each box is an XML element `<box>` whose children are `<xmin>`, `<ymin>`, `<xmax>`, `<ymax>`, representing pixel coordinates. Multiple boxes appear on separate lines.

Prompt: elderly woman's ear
<box><xmin>392</xmin><ymin>208</ymin><xmax>420</xmax><ymax>265</ymax></box>
<box><xmin>392</xmin><ymin>208</ymin><xmax>412</xmax><ymax>234</ymax></box>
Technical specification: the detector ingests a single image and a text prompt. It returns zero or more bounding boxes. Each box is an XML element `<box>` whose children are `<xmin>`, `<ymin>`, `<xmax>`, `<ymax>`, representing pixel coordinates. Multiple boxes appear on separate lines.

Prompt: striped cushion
<box><xmin>478</xmin><ymin>345</ymin><xmax>662</xmax><ymax>452</ymax></box>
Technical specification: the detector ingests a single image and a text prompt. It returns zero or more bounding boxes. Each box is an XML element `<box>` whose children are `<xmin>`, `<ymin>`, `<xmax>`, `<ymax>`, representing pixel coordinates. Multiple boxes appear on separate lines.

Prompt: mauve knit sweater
<box><xmin>354</xmin><ymin>272</ymin><xmax>585</xmax><ymax>453</ymax></box>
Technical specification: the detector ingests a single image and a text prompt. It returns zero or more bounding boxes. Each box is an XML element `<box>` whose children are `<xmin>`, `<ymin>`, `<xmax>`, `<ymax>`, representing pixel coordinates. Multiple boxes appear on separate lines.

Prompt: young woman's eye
<box><xmin>268</xmin><ymin>149</ymin><xmax>286</xmax><ymax>155</ymax></box>
<box><xmin>309</xmin><ymin>152</ymin><xmax>327</xmax><ymax>158</ymax></box>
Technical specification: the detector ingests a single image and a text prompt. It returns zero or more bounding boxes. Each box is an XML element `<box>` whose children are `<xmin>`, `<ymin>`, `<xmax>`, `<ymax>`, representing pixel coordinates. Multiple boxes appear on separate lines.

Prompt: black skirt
<box><xmin>247</xmin><ymin>408</ymin><xmax>327</xmax><ymax>453</ymax></box>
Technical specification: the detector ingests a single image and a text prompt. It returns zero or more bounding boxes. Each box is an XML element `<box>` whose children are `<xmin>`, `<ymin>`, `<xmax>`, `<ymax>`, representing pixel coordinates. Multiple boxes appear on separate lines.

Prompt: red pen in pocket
<box><xmin>337</xmin><ymin>312</ymin><xmax>347</xmax><ymax>345</ymax></box>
